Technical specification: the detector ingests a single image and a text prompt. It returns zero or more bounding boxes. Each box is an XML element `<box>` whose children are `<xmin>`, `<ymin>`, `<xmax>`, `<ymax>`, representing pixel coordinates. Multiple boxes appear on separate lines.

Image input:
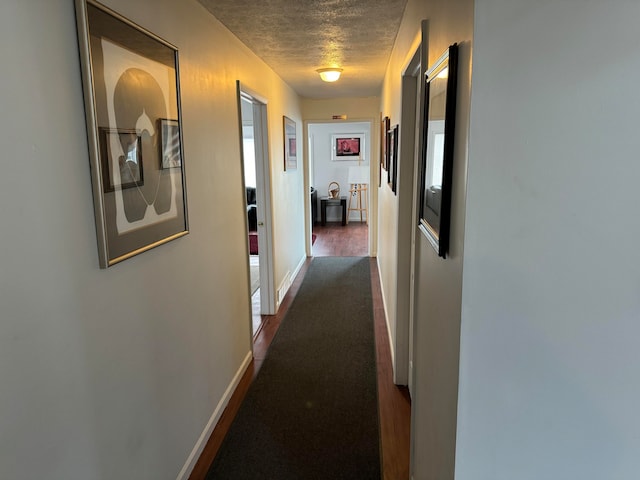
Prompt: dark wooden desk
<box><xmin>320</xmin><ymin>196</ymin><xmax>347</xmax><ymax>226</ymax></box>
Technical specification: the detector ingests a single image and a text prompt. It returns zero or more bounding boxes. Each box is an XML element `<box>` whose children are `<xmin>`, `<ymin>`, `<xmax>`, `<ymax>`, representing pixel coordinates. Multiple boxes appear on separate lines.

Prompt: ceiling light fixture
<box><xmin>317</xmin><ymin>68</ymin><xmax>343</xmax><ymax>82</ymax></box>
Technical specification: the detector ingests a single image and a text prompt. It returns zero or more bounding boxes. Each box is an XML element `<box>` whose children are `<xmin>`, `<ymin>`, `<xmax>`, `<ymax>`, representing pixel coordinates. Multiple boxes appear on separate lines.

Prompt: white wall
<box><xmin>309</xmin><ymin>122</ymin><xmax>371</xmax><ymax>222</ymax></box>
<box><xmin>0</xmin><ymin>1</ymin><xmax>303</xmax><ymax>478</ymax></box>
<box><xmin>379</xmin><ymin>0</ymin><xmax>473</xmax><ymax>477</ymax></box>
<box><xmin>457</xmin><ymin>1</ymin><xmax>640</xmax><ymax>479</ymax></box>
<box><xmin>376</xmin><ymin>12</ymin><xmax>423</xmax><ymax>388</ymax></box>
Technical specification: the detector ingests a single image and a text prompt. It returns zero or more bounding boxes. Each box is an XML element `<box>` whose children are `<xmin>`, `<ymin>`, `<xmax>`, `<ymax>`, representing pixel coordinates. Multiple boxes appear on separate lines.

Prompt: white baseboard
<box><xmin>376</xmin><ymin>257</ymin><xmax>396</xmax><ymax>375</ymax></box>
<box><xmin>291</xmin><ymin>255</ymin><xmax>305</xmax><ymax>286</ymax></box>
<box><xmin>276</xmin><ymin>255</ymin><xmax>306</xmax><ymax>310</ymax></box>
<box><xmin>176</xmin><ymin>350</ymin><xmax>253</xmax><ymax>480</ymax></box>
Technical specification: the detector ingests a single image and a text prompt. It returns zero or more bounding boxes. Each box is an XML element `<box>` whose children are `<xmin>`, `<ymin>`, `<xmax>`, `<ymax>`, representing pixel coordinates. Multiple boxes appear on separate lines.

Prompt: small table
<box><xmin>320</xmin><ymin>196</ymin><xmax>347</xmax><ymax>226</ymax></box>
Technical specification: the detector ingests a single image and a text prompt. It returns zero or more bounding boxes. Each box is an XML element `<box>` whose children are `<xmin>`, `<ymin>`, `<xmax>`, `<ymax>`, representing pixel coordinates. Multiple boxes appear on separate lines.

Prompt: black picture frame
<box><xmin>419</xmin><ymin>43</ymin><xmax>458</xmax><ymax>258</ymax></box>
<box><xmin>387</xmin><ymin>124</ymin><xmax>399</xmax><ymax>194</ymax></box>
<box><xmin>339</xmin><ymin>138</ymin><xmax>359</xmax><ymax>156</ymax></box>
<box><xmin>387</xmin><ymin>124</ymin><xmax>399</xmax><ymax>193</ymax></box>
<box><xmin>75</xmin><ymin>0</ymin><xmax>189</xmax><ymax>268</ymax></box>
<box><xmin>386</xmin><ymin>127</ymin><xmax>392</xmax><ymax>185</ymax></box>
<box><xmin>392</xmin><ymin>124</ymin><xmax>399</xmax><ymax>194</ymax></box>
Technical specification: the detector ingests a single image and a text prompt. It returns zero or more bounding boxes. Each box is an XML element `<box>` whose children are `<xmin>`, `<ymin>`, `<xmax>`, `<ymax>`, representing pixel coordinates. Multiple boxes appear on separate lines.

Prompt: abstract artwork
<box><xmin>76</xmin><ymin>0</ymin><xmax>188</xmax><ymax>267</ymax></box>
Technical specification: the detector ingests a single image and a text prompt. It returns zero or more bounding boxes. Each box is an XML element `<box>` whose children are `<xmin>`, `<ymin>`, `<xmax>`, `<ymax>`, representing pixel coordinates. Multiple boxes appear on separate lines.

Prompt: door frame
<box><xmin>396</xmin><ymin>44</ymin><xmax>424</xmax><ymax>392</ymax></box>
<box><xmin>303</xmin><ymin>118</ymin><xmax>377</xmax><ymax>257</ymax></box>
<box><xmin>237</xmin><ymin>82</ymin><xmax>276</xmax><ymax>318</ymax></box>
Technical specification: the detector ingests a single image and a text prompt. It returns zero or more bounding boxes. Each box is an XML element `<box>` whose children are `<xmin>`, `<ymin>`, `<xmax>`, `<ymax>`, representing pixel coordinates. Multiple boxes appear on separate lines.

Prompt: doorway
<box><xmin>306</xmin><ymin>121</ymin><xmax>373</xmax><ymax>257</ymax></box>
<box><xmin>237</xmin><ymin>83</ymin><xmax>276</xmax><ymax>339</ymax></box>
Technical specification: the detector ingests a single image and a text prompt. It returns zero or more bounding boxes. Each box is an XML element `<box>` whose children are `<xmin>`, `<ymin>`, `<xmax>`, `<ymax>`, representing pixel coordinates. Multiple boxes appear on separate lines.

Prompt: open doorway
<box><xmin>307</xmin><ymin>121</ymin><xmax>372</xmax><ymax>257</ymax></box>
<box><xmin>238</xmin><ymin>83</ymin><xmax>276</xmax><ymax>338</ymax></box>
<box><xmin>239</xmin><ymin>96</ymin><xmax>261</xmax><ymax>336</ymax></box>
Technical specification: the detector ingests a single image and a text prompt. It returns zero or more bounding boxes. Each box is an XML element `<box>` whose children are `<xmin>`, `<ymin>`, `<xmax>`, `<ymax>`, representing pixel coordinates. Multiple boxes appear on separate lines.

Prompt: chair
<box><xmin>246</xmin><ymin>187</ymin><xmax>257</xmax><ymax>231</ymax></box>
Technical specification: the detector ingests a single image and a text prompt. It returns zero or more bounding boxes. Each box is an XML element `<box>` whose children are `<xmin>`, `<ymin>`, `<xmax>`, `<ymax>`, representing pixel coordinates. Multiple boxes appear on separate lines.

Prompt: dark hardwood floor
<box><xmin>189</xmin><ymin>221</ymin><xmax>411</xmax><ymax>480</ymax></box>
<box><xmin>312</xmin><ymin>221</ymin><xmax>369</xmax><ymax>256</ymax></box>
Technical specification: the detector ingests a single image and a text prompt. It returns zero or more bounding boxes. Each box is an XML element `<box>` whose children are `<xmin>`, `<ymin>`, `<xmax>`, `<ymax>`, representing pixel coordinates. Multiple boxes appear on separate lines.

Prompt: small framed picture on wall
<box><xmin>331</xmin><ymin>133</ymin><xmax>365</xmax><ymax>161</ymax></box>
<box><xmin>283</xmin><ymin>116</ymin><xmax>297</xmax><ymax>171</ymax></box>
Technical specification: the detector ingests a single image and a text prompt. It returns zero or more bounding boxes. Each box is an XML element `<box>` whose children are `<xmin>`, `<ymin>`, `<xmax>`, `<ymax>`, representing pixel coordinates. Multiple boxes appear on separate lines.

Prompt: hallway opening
<box><xmin>307</xmin><ymin>121</ymin><xmax>372</xmax><ymax>257</ymax></box>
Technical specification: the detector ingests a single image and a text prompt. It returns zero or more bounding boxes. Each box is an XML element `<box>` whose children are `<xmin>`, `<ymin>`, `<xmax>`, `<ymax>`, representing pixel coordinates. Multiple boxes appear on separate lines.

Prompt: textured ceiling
<box><xmin>197</xmin><ymin>0</ymin><xmax>408</xmax><ymax>99</ymax></box>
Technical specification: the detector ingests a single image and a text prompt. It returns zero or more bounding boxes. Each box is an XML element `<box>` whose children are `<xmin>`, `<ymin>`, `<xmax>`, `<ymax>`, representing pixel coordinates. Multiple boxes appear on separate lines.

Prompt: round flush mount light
<box><xmin>316</xmin><ymin>68</ymin><xmax>343</xmax><ymax>82</ymax></box>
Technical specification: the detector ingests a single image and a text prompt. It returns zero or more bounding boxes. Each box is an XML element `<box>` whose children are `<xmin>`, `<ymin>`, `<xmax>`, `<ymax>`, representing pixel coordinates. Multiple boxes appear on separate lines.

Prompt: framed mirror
<box><xmin>419</xmin><ymin>43</ymin><xmax>458</xmax><ymax>258</ymax></box>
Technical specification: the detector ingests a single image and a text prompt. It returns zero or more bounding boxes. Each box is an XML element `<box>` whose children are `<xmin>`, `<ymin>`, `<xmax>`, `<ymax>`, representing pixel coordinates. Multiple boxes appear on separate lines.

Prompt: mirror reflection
<box><xmin>422</xmin><ymin>62</ymin><xmax>449</xmax><ymax>235</ymax></box>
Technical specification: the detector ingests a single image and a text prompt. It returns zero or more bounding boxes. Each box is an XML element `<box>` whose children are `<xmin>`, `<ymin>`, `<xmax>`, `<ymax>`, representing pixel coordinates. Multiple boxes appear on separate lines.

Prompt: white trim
<box><xmin>237</xmin><ymin>81</ymin><xmax>276</xmax><ymax>316</ymax></box>
<box><xmin>254</xmin><ymin>100</ymin><xmax>276</xmax><ymax>315</ymax></box>
<box><xmin>304</xmin><ymin>118</ymin><xmax>377</xmax><ymax>257</ymax></box>
<box><xmin>238</xmin><ymin>82</ymin><xmax>269</xmax><ymax>105</ymax></box>
<box><xmin>176</xmin><ymin>351</ymin><xmax>253</xmax><ymax>480</ymax></box>
<box><xmin>376</xmin><ymin>257</ymin><xmax>397</xmax><ymax>375</ymax></box>
<box><xmin>275</xmin><ymin>254</ymin><xmax>306</xmax><ymax>309</ymax></box>
<box><xmin>395</xmin><ymin>45</ymin><xmax>423</xmax><ymax>389</ymax></box>
<box><xmin>291</xmin><ymin>255</ymin><xmax>306</xmax><ymax>286</ymax></box>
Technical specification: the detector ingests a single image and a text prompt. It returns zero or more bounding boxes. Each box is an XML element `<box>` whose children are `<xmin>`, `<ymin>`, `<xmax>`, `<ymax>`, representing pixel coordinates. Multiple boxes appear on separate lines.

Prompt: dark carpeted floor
<box><xmin>206</xmin><ymin>256</ymin><xmax>381</xmax><ymax>479</ymax></box>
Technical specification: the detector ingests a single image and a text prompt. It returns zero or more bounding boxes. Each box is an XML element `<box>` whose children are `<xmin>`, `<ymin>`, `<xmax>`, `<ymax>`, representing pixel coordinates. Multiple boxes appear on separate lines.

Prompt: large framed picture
<box><xmin>331</xmin><ymin>133</ymin><xmax>365</xmax><ymax>161</ymax></box>
<box><xmin>75</xmin><ymin>0</ymin><xmax>189</xmax><ymax>268</ymax></box>
<box><xmin>283</xmin><ymin>115</ymin><xmax>297</xmax><ymax>171</ymax></box>
<box><xmin>419</xmin><ymin>43</ymin><xmax>458</xmax><ymax>258</ymax></box>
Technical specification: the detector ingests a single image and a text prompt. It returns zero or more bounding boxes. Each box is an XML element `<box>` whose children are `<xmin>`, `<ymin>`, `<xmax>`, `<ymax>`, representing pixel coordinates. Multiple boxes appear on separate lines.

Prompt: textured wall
<box><xmin>198</xmin><ymin>0</ymin><xmax>408</xmax><ymax>98</ymax></box>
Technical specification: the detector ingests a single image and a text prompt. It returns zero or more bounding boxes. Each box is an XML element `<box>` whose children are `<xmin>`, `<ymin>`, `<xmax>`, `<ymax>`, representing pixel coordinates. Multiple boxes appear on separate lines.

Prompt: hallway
<box><xmin>191</xmin><ymin>226</ymin><xmax>410</xmax><ymax>479</ymax></box>
<box><xmin>252</xmin><ymin>221</ymin><xmax>368</xmax><ymax>337</ymax></box>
